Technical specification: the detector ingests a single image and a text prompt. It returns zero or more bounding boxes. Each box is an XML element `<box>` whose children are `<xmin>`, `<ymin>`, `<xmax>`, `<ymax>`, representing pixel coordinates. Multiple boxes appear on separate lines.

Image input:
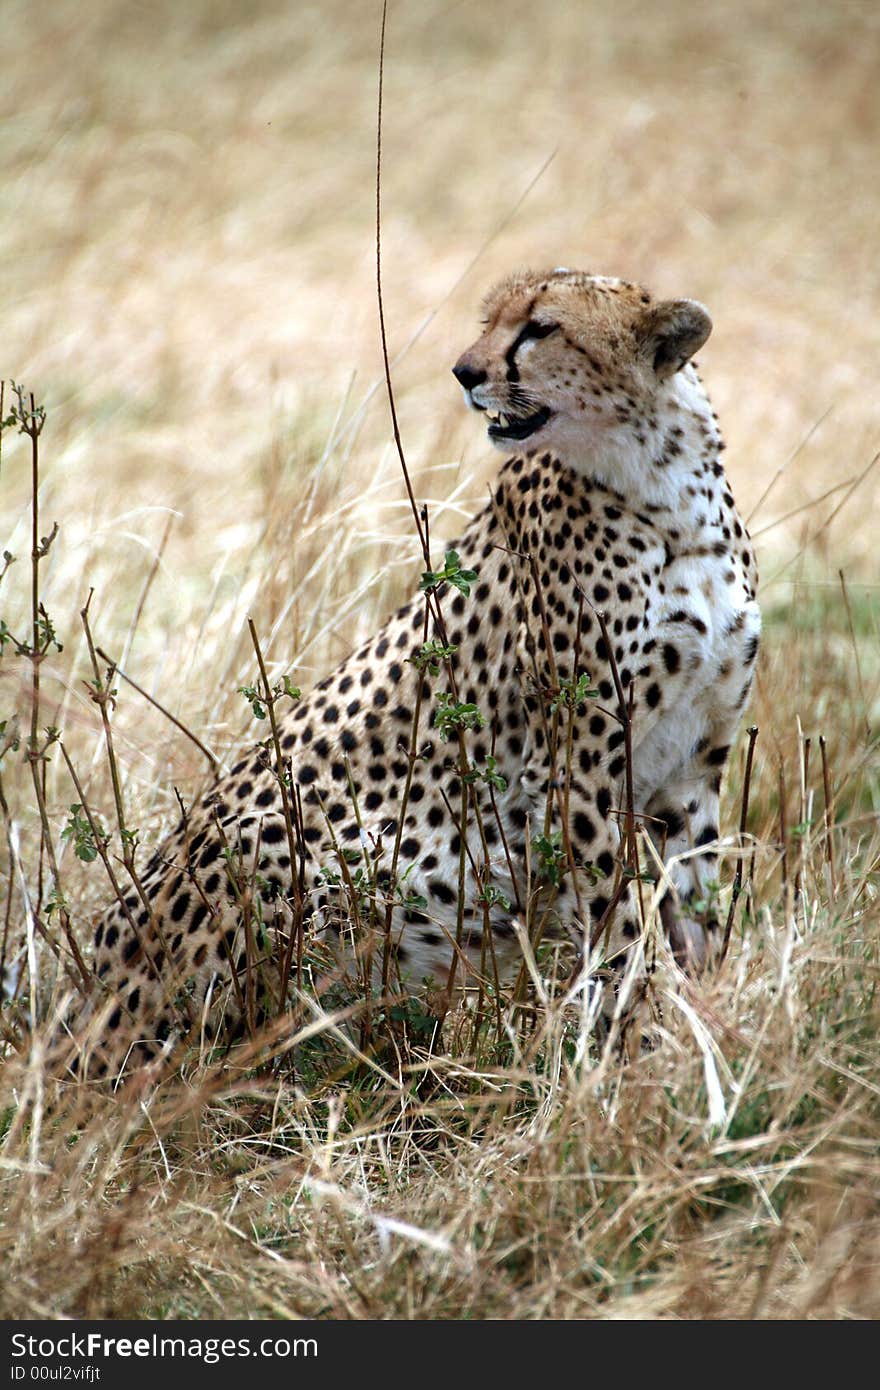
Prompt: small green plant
<box><xmin>433</xmin><ymin>692</ymin><xmax>486</xmax><ymax>741</ymax></box>
<box><xmin>395</xmin><ymin>863</ymin><xmax>428</xmax><ymax>911</ymax></box>
<box><xmin>0</xmin><ymin>718</ymin><xmax>20</xmax><ymax>760</ymax></box>
<box><xmin>419</xmin><ymin>549</ymin><xmax>478</xmax><ymax>596</ymax></box>
<box><xmin>0</xmin><ymin>601</ymin><xmax>63</xmax><ymax>659</ymax></box>
<box><xmin>790</xmin><ymin>819</ymin><xmax>815</xmax><ymax>840</ymax></box>
<box><xmin>476</xmin><ymin>881</ymin><xmax>512</xmax><ymax>911</ymax></box>
<box><xmin>388</xmin><ymin>998</ymin><xmax>436</xmax><ymax>1039</ymax></box>
<box><xmin>409</xmin><ymin>639</ymin><xmax>458</xmax><ymax>675</ymax></box>
<box><xmin>621</xmin><ymin>864</ymin><xmax>654</xmax><ymax>884</ymax></box>
<box><xmin>532</xmin><ymin>830</ymin><xmax>566</xmax><ymax>886</ymax></box>
<box><xmin>549</xmin><ymin>671</ymin><xmax>598</xmax><ymax>714</ymax></box>
<box><xmin>45</xmin><ymin>885</ymin><xmax>70</xmax><ymax>920</ymax></box>
<box><xmin>690</xmin><ymin>878</ymin><xmax>722</xmax><ymax>915</ymax></box>
<box><xmin>238</xmin><ymin>674</ymin><xmax>300</xmax><ymax>721</ymax></box>
<box><xmin>464</xmin><ymin>755</ymin><xmax>507</xmax><ymax>792</ymax></box>
<box><xmin>2</xmin><ymin>381</ymin><xmax>45</xmax><ymax>436</ymax></box>
<box><xmin>61</xmin><ymin>804</ymin><xmax>106</xmax><ymax>864</ymax></box>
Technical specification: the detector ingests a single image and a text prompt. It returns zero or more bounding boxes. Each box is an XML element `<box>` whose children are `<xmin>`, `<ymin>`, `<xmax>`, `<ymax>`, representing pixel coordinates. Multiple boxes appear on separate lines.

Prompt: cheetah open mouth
<box><xmin>486</xmin><ymin>406</ymin><xmax>552</xmax><ymax>441</ymax></box>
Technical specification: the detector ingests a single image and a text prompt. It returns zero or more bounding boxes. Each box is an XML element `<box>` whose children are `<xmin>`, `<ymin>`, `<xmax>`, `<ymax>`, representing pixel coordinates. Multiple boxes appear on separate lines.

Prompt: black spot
<box><xmin>662</xmin><ymin>643</ymin><xmax>680</xmax><ymax>674</ymax></box>
<box><xmin>655</xmin><ymin>808</ymin><xmax>685</xmax><ymax>838</ymax></box>
<box><xmin>429</xmin><ymin>879</ymin><xmax>456</xmax><ymax>906</ymax></box>
<box><xmin>188</xmin><ymin>902</ymin><xmax>209</xmax><ymax>934</ymax></box>
<box><xmin>573</xmin><ymin>811</ymin><xmax>596</xmax><ymax>843</ymax></box>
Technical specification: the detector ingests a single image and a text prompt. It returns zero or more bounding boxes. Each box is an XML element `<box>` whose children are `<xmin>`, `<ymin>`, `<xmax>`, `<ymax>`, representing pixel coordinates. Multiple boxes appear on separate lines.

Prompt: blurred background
<box><xmin>2</xmin><ymin>2</ymin><xmax>879</xmax><ymax>1320</ymax></box>
<box><xmin>1</xmin><ymin>0</ymin><xmax>877</xmax><ymax>821</ymax></box>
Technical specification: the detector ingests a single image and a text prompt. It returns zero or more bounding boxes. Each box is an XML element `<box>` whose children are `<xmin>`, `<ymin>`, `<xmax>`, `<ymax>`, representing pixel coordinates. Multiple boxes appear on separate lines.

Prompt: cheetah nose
<box><xmin>452</xmin><ymin>362</ymin><xmax>487</xmax><ymax>392</ymax></box>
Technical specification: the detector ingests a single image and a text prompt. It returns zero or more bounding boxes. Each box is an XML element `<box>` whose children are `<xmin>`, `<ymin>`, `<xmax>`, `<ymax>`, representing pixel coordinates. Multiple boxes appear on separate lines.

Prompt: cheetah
<box><xmin>75</xmin><ymin>267</ymin><xmax>760</xmax><ymax>1073</ymax></box>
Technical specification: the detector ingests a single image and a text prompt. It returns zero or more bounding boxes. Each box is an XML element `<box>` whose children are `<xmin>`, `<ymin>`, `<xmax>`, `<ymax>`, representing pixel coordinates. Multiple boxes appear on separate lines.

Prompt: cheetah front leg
<box><xmin>641</xmin><ymin>726</ymin><xmax>736</xmax><ymax>970</ymax></box>
<box><xmin>518</xmin><ymin>727</ymin><xmax>647</xmax><ymax>1016</ymax></box>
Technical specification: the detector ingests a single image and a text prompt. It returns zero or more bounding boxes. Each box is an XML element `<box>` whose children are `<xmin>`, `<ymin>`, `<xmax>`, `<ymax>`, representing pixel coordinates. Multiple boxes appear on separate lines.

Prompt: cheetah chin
<box><xmin>69</xmin><ymin>264</ymin><xmax>760</xmax><ymax>1078</ymax></box>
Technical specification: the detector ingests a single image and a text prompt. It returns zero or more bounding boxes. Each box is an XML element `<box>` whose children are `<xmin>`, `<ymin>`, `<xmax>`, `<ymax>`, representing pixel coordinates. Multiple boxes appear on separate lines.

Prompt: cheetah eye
<box><xmin>506</xmin><ymin>320</ymin><xmax>560</xmax><ymax>369</ymax></box>
<box><xmin>519</xmin><ymin>319</ymin><xmax>559</xmax><ymax>342</ymax></box>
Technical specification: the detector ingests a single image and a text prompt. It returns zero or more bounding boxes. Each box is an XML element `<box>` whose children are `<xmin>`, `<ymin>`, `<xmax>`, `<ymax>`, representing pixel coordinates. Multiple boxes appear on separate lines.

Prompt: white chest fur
<box><xmin>632</xmin><ymin>546</ymin><xmax>760</xmax><ymax>808</ymax></box>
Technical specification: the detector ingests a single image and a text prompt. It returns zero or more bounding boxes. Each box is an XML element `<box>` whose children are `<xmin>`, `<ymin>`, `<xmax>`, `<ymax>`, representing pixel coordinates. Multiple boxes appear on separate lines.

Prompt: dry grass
<box><xmin>1</xmin><ymin>0</ymin><xmax>879</xmax><ymax>1320</ymax></box>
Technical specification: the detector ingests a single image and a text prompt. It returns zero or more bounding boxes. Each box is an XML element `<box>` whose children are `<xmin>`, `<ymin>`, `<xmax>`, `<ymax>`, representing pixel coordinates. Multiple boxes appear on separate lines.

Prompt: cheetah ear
<box><xmin>642</xmin><ymin>299</ymin><xmax>712</xmax><ymax>380</ymax></box>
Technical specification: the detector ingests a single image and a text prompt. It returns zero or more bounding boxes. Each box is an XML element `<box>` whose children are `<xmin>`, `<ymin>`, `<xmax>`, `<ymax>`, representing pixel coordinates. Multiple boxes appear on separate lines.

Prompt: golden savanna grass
<box><xmin>1</xmin><ymin>0</ymin><xmax>879</xmax><ymax>1319</ymax></box>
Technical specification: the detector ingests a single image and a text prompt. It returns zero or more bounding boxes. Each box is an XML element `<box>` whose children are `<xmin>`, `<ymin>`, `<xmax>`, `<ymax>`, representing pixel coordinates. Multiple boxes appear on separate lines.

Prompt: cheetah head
<box><xmin>453</xmin><ymin>268</ymin><xmax>711</xmax><ymax>460</ymax></box>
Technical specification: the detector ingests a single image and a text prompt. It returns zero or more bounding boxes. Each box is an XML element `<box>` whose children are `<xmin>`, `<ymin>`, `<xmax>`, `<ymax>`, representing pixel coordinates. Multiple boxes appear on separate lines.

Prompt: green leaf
<box><xmin>419</xmin><ymin>550</ymin><xmax>479</xmax><ymax>597</ymax></box>
<box><xmin>433</xmin><ymin>692</ymin><xmax>486</xmax><ymax>741</ymax></box>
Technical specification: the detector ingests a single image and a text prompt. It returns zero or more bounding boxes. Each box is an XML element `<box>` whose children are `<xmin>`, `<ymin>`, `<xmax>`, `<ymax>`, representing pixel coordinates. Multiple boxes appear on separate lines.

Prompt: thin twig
<box><xmin>819</xmin><ymin>735</ymin><xmax>837</xmax><ymax>896</ymax></box>
<box><xmin>838</xmin><ymin>569</ymin><xmax>871</xmax><ymax>741</ymax></box>
<box><xmin>722</xmin><ymin>725</ymin><xmax>758</xmax><ymax>961</ymax></box>
<box><xmin>96</xmin><ymin>646</ymin><xmax>221</xmax><ymax>777</ymax></box>
<box><xmin>746</xmin><ymin>404</ymin><xmax>834</xmax><ymax>526</ymax></box>
<box><xmin>375</xmin><ymin>0</ymin><xmax>429</xmax><ymax>568</ymax></box>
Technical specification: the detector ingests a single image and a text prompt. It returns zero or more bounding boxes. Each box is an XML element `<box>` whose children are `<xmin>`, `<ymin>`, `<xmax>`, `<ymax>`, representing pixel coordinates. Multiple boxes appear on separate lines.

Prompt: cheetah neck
<box><xmin>550</xmin><ymin>366</ymin><xmax>729</xmax><ymax>549</ymax></box>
